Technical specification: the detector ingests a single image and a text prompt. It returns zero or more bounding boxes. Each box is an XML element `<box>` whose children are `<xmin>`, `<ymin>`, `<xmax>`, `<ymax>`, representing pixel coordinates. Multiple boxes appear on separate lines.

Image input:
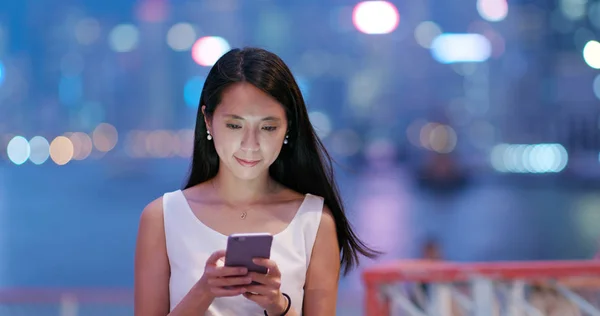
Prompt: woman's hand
<box><xmin>242</xmin><ymin>258</ymin><xmax>289</xmax><ymax>315</ymax></box>
<box><xmin>197</xmin><ymin>250</ymin><xmax>253</xmax><ymax>298</ymax></box>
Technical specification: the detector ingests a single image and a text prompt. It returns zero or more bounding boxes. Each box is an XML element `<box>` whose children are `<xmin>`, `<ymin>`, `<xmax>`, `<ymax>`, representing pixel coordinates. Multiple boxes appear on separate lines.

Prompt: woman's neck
<box><xmin>209</xmin><ymin>168</ymin><xmax>278</xmax><ymax>206</ymax></box>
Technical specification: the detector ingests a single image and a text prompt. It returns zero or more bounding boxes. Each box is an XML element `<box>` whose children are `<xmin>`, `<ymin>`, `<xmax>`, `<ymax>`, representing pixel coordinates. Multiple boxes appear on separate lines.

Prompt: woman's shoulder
<box><xmin>140</xmin><ymin>188</ymin><xmax>186</xmax><ymax>220</ymax></box>
<box><xmin>179</xmin><ymin>181</ymin><xmax>214</xmax><ymax>200</ymax></box>
<box><xmin>279</xmin><ymin>188</ymin><xmax>307</xmax><ymax>201</ymax></box>
<box><xmin>274</xmin><ymin>183</ymin><xmax>323</xmax><ymax>201</ymax></box>
<box><xmin>140</xmin><ymin>194</ymin><xmax>166</xmax><ymax>223</ymax></box>
<box><xmin>281</xmin><ymin>189</ymin><xmax>332</xmax><ymax>225</ymax></box>
<box><xmin>276</xmin><ymin>188</ymin><xmax>329</xmax><ymax>217</ymax></box>
<box><xmin>273</xmin><ymin>188</ymin><xmax>319</xmax><ymax>209</ymax></box>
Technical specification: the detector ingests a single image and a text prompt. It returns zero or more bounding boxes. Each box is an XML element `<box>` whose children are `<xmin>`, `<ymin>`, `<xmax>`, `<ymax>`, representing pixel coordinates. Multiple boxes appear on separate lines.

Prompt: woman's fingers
<box><xmin>208</xmin><ymin>275</ymin><xmax>253</xmax><ymax>287</ymax></box>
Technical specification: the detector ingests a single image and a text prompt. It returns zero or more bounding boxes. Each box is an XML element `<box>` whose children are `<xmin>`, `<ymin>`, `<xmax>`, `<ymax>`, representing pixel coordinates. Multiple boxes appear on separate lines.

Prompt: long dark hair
<box><xmin>184</xmin><ymin>47</ymin><xmax>380</xmax><ymax>275</ymax></box>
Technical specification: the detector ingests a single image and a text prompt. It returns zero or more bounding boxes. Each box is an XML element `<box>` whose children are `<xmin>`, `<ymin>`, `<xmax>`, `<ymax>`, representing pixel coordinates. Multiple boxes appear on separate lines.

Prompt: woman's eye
<box><xmin>226</xmin><ymin>124</ymin><xmax>241</xmax><ymax>129</ymax></box>
<box><xmin>262</xmin><ymin>126</ymin><xmax>277</xmax><ymax>132</ymax></box>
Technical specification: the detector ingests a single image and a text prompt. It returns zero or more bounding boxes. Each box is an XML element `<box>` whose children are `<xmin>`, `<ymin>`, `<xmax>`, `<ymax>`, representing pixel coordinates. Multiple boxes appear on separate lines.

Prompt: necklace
<box><xmin>209</xmin><ymin>178</ymin><xmax>278</xmax><ymax>221</ymax></box>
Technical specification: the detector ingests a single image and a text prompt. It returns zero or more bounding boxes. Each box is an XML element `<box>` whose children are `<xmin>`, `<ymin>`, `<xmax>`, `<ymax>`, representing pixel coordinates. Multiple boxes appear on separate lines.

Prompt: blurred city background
<box><xmin>1</xmin><ymin>0</ymin><xmax>600</xmax><ymax>314</ymax></box>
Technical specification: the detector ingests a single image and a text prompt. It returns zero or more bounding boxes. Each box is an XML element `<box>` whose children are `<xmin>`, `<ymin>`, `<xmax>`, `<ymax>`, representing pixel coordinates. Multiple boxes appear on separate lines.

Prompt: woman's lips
<box><xmin>235</xmin><ymin>157</ymin><xmax>260</xmax><ymax>167</ymax></box>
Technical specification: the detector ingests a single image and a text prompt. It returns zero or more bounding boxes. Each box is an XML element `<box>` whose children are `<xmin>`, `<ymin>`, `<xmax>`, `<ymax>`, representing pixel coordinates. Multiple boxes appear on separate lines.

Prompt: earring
<box><xmin>283</xmin><ymin>134</ymin><xmax>289</xmax><ymax>144</ymax></box>
<box><xmin>207</xmin><ymin>130</ymin><xmax>212</xmax><ymax>141</ymax></box>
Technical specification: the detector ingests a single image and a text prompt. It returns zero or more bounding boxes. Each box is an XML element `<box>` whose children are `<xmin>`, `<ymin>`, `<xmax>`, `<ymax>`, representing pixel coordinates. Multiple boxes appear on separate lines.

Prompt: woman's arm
<box><xmin>134</xmin><ymin>198</ymin><xmax>214</xmax><ymax>316</ymax></box>
<box><xmin>303</xmin><ymin>206</ymin><xmax>341</xmax><ymax>315</ymax></box>
<box><xmin>134</xmin><ymin>198</ymin><xmax>171</xmax><ymax>316</ymax></box>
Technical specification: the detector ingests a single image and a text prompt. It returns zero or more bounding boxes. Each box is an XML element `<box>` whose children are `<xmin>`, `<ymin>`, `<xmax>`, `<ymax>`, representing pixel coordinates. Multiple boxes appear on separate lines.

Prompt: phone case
<box><xmin>224</xmin><ymin>233</ymin><xmax>273</xmax><ymax>275</ymax></box>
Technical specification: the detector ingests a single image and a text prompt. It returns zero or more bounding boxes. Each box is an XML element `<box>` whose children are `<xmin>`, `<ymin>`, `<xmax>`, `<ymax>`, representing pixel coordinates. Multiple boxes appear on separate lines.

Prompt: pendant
<box><xmin>241</xmin><ymin>211</ymin><xmax>247</xmax><ymax>219</ymax></box>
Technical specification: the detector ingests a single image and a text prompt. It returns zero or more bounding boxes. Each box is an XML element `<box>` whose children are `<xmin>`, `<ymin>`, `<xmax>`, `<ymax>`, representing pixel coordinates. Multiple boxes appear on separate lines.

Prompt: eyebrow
<box><xmin>223</xmin><ymin>114</ymin><xmax>281</xmax><ymax>122</ymax></box>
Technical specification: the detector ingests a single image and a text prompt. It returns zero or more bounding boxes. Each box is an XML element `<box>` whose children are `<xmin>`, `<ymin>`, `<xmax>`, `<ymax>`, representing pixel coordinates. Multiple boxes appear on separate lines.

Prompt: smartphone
<box><xmin>224</xmin><ymin>233</ymin><xmax>273</xmax><ymax>276</ymax></box>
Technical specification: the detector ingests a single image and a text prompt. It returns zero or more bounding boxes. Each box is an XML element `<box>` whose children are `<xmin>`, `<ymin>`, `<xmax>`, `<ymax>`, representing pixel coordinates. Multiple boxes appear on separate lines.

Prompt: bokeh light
<box><xmin>136</xmin><ymin>0</ymin><xmax>168</xmax><ymax>22</ymax></box>
<box><xmin>575</xmin><ymin>194</ymin><xmax>600</xmax><ymax>241</ymax></box>
<box><xmin>167</xmin><ymin>23</ymin><xmax>197</xmax><ymax>52</ymax></box>
<box><xmin>574</xmin><ymin>27</ymin><xmax>596</xmax><ymax>51</ymax></box>
<box><xmin>491</xmin><ymin>143</ymin><xmax>568</xmax><ymax>173</ymax></box>
<box><xmin>49</xmin><ymin>136</ymin><xmax>74</xmax><ymax>165</ymax></box>
<box><xmin>124</xmin><ymin>130</ymin><xmax>148</xmax><ymax>158</ymax></box>
<box><xmin>431</xmin><ymin>33</ymin><xmax>492</xmax><ymax>64</ymax></box>
<box><xmin>191</xmin><ymin>36</ymin><xmax>231</xmax><ymax>66</ymax></box>
<box><xmin>347</xmin><ymin>70</ymin><xmax>381</xmax><ymax>110</ymax></box>
<box><xmin>590</xmin><ymin>2</ymin><xmax>600</xmax><ymax>28</ymax></box>
<box><xmin>92</xmin><ymin>123</ymin><xmax>118</xmax><ymax>152</ymax></box>
<box><xmin>330</xmin><ymin>129</ymin><xmax>362</xmax><ymax>156</ymax></box>
<box><xmin>172</xmin><ymin>132</ymin><xmax>184</xmax><ymax>158</ymax></box>
<box><xmin>488</xmin><ymin>31</ymin><xmax>506</xmax><ymax>58</ymax></box>
<box><xmin>109</xmin><ymin>24</ymin><xmax>140</xmax><ymax>53</ymax></box>
<box><xmin>430</xmin><ymin>125</ymin><xmax>458</xmax><ymax>154</ymax></box>
<box><xmin>145</xmin><ymin>130</ymin><xmax>179</xmax><ymax>158</ymax></box>
<box><xmin>593</xmin><ymin>74</ymin><xmax>600</xmax><ymax>101</ymax></box>
<box><xmin>7</xmin><ymin>136</ymin><xmax>30</xmax><ymax>165</ymax></box>
<box><xmin>414</xmin><ymin>21</ymin><xmax>442</xmax><ymax>49</ymax></box>
<box><xmin>177</xmin><ymin>129</ymin><xmax>195</xmax><ymax>158</ymax></box>
<box><xmin>477</xmin><ymin>0</ymin><xmax>508</xmax><ymax>22</ymax></box>
<box><xmin>583</xmin><ymin>40</ymin><xmax>600</xmax><ymax>69</ymax></box>
<box><xmin>419</xmin><ymin>123</ymin><xmax>458</xmax><ymax>153</ymax></box>
<box><xmin>123</xmin><ymin>129</ymin><xmax>195</xmax><ymax>158</ymax></box>
<box><xmin>0</xmin><ymin>60</ymin><xmax>5</xmax><ymax>87</ymax></box>
<box><xmin>184</xmin><ymin>76</ymin><xmax>205</xmax><ymax>108</ymax></box>
<box><xmin>74</xmin><ymin>18</ymin><xmax>101</xmax><ymax>45</ymax></box>
<box><xmin>452</xmin><ymin>63</ymin><xmax>479</xmax><ymax>77</ymax></box>
<box><xmin>352</xmin><ymin>1</ymin><xmax>400</xmax><ymax>35</ymax></box>
<box><xmin>28</xmin><ymin>136</ymin><xmax>50</xmax><ymax>165</ymax></box>
<box><xmin>560</xmin><ymin>0</ymin><xmax>587</xmax><ymax>21</ymax></box>
<box><xmin>69</xmin><ymin>132</ymin><xmax>93</xmax><ymax>160</ymax></box>
<box><xmin>295</xmin><ymin>76</ymin><xmax>310</xmax><ymax>100</ymax></box>
<box><xmin>309</xmin><ymin>111</ymin><xmax>332</xmax><ymax>139</ymax></box>
<box><xmin>406</xmin><ymin>119</ymin><xmax>427</xmax><ymax>147</ymax></box>
<box><xmin>79</xmin><ymin>102</ymin><xmax>106</xmax><ymax>130</ymax></box>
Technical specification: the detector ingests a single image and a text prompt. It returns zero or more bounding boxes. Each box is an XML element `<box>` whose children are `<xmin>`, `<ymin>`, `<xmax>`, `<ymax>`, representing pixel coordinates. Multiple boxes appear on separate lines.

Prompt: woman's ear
<box><xmin>201</xmin><ymin>105</ymin><xmax>211</xmax><ymax>133</ymax></box>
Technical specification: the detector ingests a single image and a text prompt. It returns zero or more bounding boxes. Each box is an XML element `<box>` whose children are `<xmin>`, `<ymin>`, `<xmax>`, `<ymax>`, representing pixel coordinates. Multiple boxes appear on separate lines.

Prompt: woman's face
<box><xmin>204</xmin><ymin>82</ymin><xmax>288</xmax><ymax>180</ymax></box>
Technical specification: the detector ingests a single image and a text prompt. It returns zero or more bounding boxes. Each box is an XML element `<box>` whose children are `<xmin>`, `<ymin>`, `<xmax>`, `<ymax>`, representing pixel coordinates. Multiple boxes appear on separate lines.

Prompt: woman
<box><xmin>134</xmin><ymin>47</ymin><xmax>379</xmax><ymax>315</ymax></box>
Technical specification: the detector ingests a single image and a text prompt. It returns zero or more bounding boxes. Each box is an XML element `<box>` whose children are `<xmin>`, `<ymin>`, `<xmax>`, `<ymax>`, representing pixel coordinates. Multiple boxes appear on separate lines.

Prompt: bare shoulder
<box><xmin>136</xmin><ymin>195</ymin><xmax>168</xmax><ymax>249</ymax></box>
<box><xmin>275</xmin><ymin>187</ymin><xmax>308</xmax><ymax>207</ymax></box>
<box><xmin>180</xmin><ymin>182</ymin><xmax>215</xmax><ymax>204</ymax></box>
<box><xmin>293</xmin><ymin>190</ymin><xmax>334</xmax><ymax>227</ymax></box>
<box><xmin>136</xmin><ymin>195</ymin><xmax>167</xmax><ymax>253</ymax></box>
<box><xmin>318</xmin><ymin>204</ymin><xmax>336</xmax><ymax>232</ymax></box>
<box><xmin>139</xmin><ymin>195</ymin><xmax>164</xmax><ymax>225</ymax></box>
<box><xmin>279</xmin><ymin>187</ymin><xmax>306</xmax><ymax>200</ymax></box>
<box><xmin>277</xmin><ymin>188</ymin><xmax>333</xmax><ymax>220</ymax></box>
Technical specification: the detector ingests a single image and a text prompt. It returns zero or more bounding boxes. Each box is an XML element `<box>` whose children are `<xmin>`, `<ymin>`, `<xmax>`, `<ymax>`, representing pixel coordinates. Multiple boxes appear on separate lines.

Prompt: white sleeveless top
<box><xmin>163</xmin><ymin>190</ymin><xmax>324</xmax><ymax>315</ymax></box>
